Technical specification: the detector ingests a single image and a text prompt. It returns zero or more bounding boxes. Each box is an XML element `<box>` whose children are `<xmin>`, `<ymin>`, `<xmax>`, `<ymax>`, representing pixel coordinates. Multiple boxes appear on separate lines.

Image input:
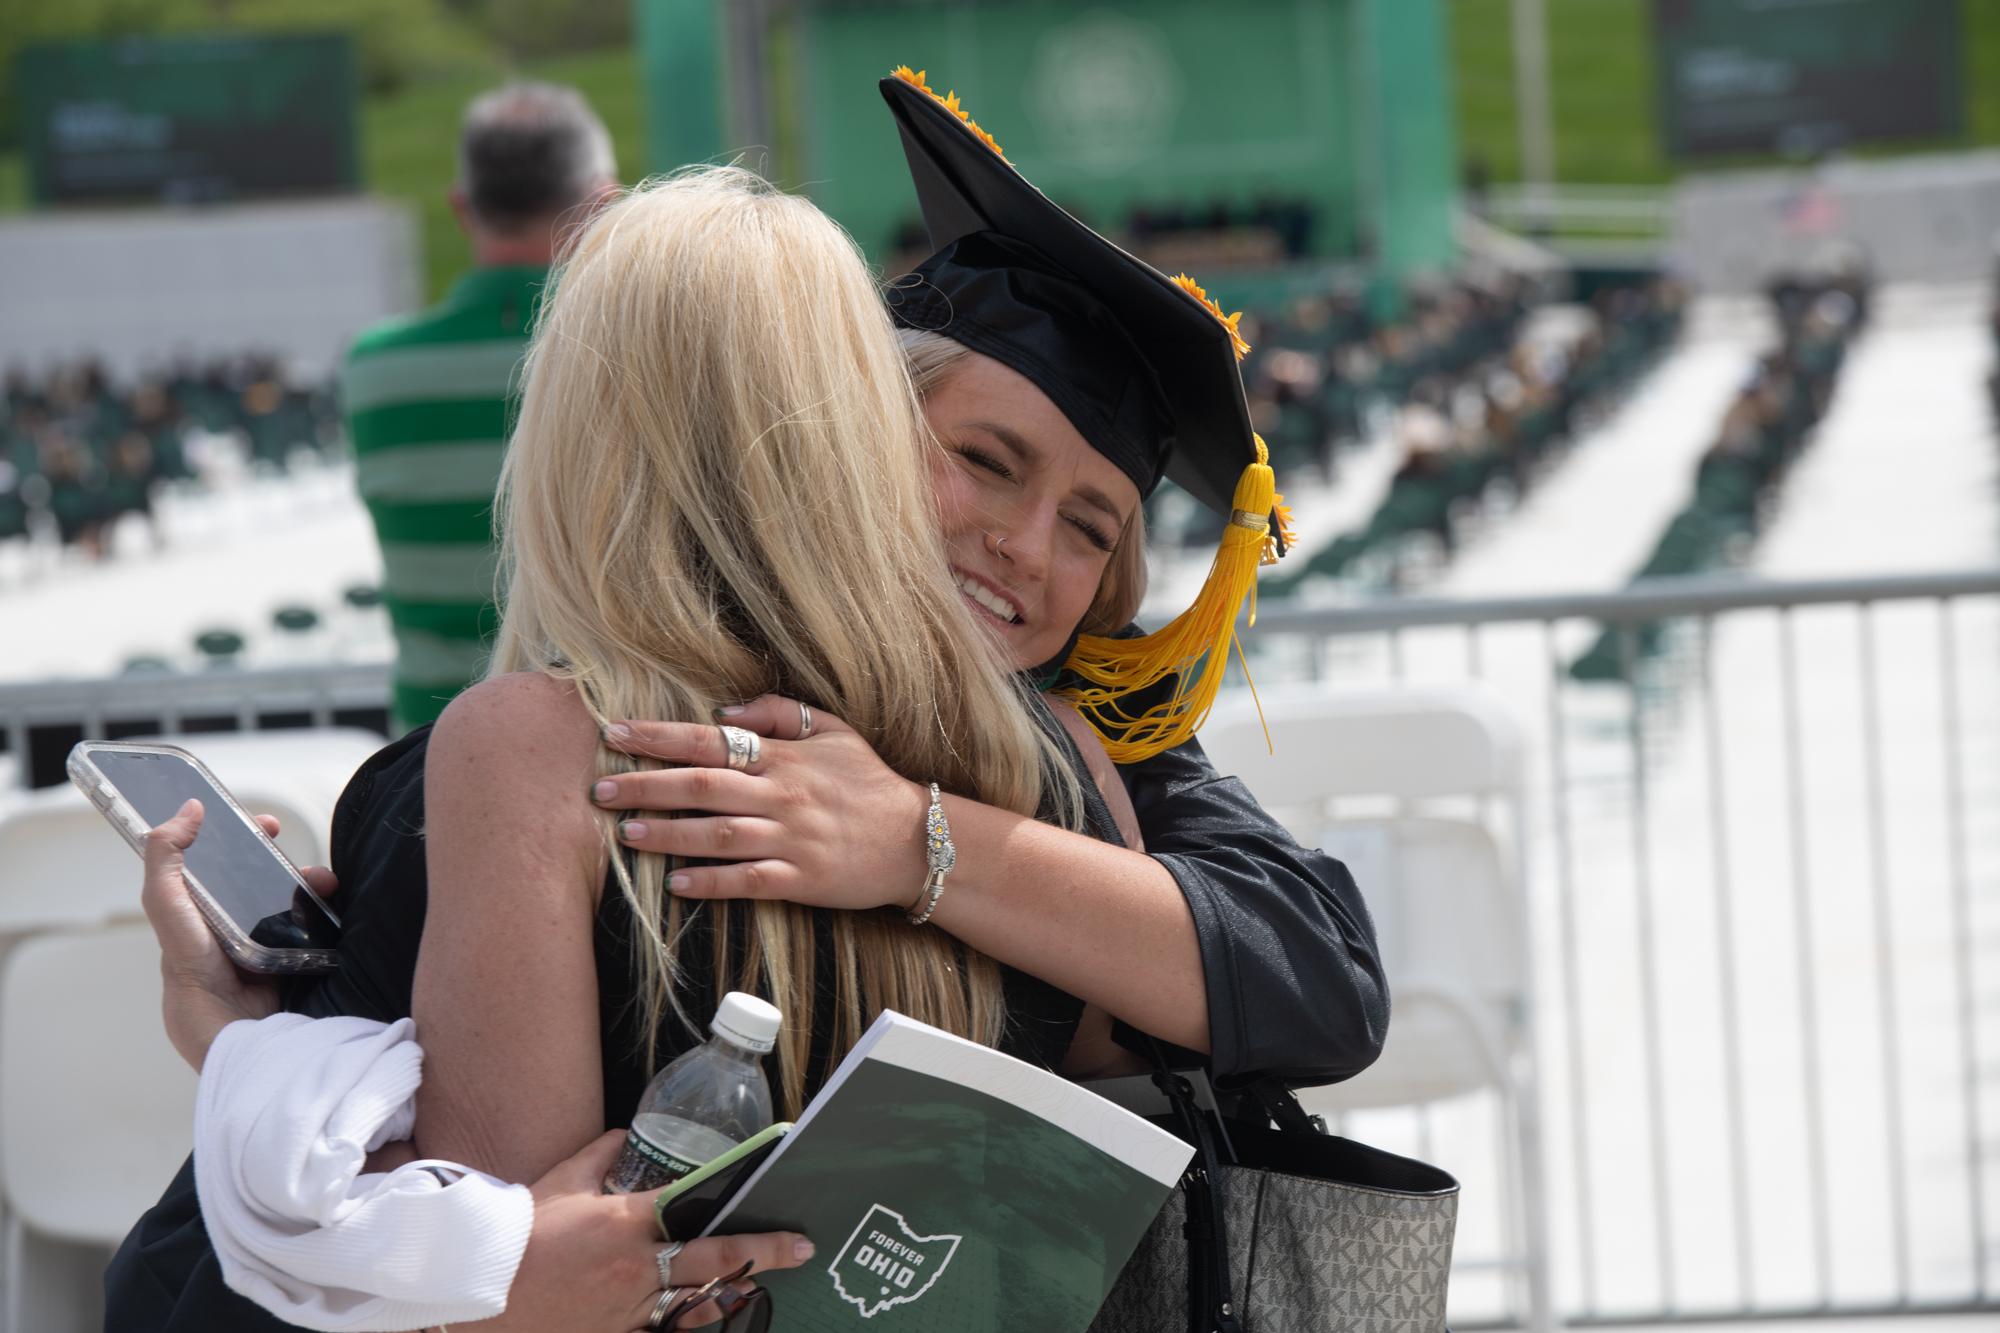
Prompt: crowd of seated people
<box><xmin>1148</xmin><ymin>275</ymin><xmax>1546</xmax><ymax>552</ymax></box>
<box><xmin>1570</xmin><ymin>267</ymin><xmax>1868</xmax><ymax>679</ymax></box>
<box><xmin>0</xmin><ymin>357</ymin><xmax>338</xmax><ymax>555</ymax></box>
<box><xmin>1237</xmin><ymin>273</ymin><xmax>1685</xmax><ymax>589</ymax></box>
<box><xmin>1123</xmin><ymin>195</ymin><xmax>1322</xmax><ymax>270</ymax></box>
<box><xmin>1253</xmin><ymin>277</ymin><xmax>1543</xmax><ymax>476</ymax></box>
<box><xmin>885</xmin><ymin>194</ymin><xmax>1326</xmax><ymax>280</ymax></box>
<box><xmin>1125</xmin><ymin>195</ymin><xmax>1320</xmax><ymax>258</ymax></box>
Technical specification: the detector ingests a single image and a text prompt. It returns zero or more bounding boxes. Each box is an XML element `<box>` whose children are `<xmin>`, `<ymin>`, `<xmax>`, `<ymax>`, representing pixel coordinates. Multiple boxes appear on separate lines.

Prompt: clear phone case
<box><xmin>68</xmin><ymin>740</ymin><xmax>342</xmax><ymax>975</ymax></box>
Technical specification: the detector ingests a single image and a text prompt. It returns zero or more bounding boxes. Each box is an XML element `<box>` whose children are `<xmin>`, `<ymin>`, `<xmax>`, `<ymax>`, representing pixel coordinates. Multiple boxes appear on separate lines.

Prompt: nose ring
<box><xmin>995</xmin><ymin>536</ymin><xmax>1009</xmax><ymax>557</ymax></box>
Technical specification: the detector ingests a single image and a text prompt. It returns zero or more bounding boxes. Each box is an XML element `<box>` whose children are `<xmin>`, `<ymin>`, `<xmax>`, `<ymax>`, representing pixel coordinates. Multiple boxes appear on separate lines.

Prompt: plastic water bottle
<box><xmin>602</xmin><ymin>991</ymin><xmax>780</xmax><ymax>1194</ymax></box>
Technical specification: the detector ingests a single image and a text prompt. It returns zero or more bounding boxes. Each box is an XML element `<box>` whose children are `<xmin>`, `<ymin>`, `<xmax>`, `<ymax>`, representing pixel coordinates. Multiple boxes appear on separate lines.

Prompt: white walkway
<box><xmin>1756</xmin><ymin>283</ymin><xmax>1998</xmax><ymax>578</ymax></box>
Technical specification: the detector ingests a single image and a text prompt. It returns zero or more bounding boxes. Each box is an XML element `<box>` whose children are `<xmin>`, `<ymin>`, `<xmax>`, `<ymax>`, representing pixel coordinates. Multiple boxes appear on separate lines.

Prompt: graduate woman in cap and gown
<box><xmin>109</xmin><ymin>75</ymin><xmax>1383</xmax><ymax>1333</ymax></box>
<box><xmin>592</xmin><ymin>69</ymin><xmax>1382</xmax><ymax>1088</ymax></box>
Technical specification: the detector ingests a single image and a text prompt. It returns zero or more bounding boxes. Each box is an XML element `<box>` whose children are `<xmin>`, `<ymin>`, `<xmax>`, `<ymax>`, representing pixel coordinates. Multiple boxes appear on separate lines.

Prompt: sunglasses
<box><xmin>653</xmin><ymin>1260</ymin><xmax>773</xmax><ymax>1333</ymax></box>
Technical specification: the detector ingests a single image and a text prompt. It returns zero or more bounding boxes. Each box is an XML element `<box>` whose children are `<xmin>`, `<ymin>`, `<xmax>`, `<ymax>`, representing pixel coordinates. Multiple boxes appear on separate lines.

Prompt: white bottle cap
<box><xmin>711</xmin><ymin>991</ymin><xmax>781</xmax><ymax>1054</ymax></box>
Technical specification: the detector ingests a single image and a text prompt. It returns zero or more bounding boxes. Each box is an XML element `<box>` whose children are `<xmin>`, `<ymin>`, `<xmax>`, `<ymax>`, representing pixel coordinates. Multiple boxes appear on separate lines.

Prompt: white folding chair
<box><xmin>1201</xmin><ymin>681</ymin><xmax>1554</xmax><ymax>1333</ymax></box>
<box><xmin>0</xmin><ymin>923</ymin><xmax>199</xmax><ymax>1332</ymax></box>
<box><xmin>0</xmin><ymin>727</ymin><xmax>379</xmax><ymax>1331</ymax></box>
<box><xmin>1310</xmin><ymin>817</ymin><xmax>1520</xmax><ymax>1107</ymax></box>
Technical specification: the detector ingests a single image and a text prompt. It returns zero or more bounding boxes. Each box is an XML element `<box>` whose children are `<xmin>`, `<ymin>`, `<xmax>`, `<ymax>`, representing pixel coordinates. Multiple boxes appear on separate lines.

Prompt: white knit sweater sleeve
<box><xmin>193</xmin><ymin>1012</ymin><xmax>535</xmax><ymax>1332</ymax></box>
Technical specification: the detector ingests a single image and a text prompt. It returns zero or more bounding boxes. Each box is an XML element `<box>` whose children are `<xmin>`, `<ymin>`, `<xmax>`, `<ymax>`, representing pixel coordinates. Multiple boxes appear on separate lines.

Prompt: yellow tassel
<box><xmin>1057</xmin><ymin>437</ymin><xmax>1275</xmax><ymax>764</ymax></box>
<box><xmin>1265</xmin><ymin>496</ymin><xmax>1295</xmax><ymax>565</ymax></box>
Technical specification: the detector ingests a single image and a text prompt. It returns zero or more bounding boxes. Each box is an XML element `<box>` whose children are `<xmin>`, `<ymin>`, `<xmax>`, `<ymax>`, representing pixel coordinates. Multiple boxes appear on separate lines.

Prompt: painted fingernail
<box><xmin>794</xmin><ymin>1238</ymin><xmax>815</xmax><ymax>1261</ymax></box>
<box><xmin>714</xmin><ymin>705</ymin><xmax>746</xmax><ymax>717</ymax></box>
<box><xmin>605</xmin><ymin>722</ymin><xmax>632</xmax><ymax>742</ymax></box>
<box><xmin>619</xmin><ymin>820</ymin><xmax>646</xmax><ymax>841</ymax></box>
<box><xmin>591</xmin><ymin>780</ymin><xmax>616</xmax><ymax>803</ymax></box>
<box><xmin>668</xmin><ymin>873</ymin><xmax>691</xmax><ymax>893</ymax></box>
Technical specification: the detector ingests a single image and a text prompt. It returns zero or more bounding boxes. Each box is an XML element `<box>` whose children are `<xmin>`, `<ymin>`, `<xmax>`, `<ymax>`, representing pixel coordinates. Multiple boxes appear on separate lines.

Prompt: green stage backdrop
<box><xmin>636</xmin><ymin>0</ymin><xmax>1457</xmax><ymax>280</ymax></box>
<box><xmin>16</xmin><ymin>32</ymin><xmax>358</xmax><ymax>205</ymax></box>
<box><xmin>798</xmin><ymin>1</ymin><xmax>1362</xmax><ymax>260</ymax></box>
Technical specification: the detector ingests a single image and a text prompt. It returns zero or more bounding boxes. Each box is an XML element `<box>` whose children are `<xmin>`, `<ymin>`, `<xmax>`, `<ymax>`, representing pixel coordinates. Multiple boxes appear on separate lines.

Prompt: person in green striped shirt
<box><xmin>343</xmin><ymin>83</ymin><xmax>617</xmax><ymax>731</ymax></box>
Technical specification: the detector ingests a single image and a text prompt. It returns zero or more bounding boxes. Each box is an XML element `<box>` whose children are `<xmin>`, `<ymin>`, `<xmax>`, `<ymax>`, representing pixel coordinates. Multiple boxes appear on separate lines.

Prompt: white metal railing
<box><xmin>1481</xmin><ymin>184</ymin><xmax>1673</xmax><ymax>254</ymax></box>
<box><xmin>1241</xmin><ymin>567</ymin><xmax>2000</xmax><ymax>1326</ymax></box>
<box><xmin>0</xmin><ymin>662</ymin><xmax>391</xmax><ymax>790</ymax></box>
<box><xmin>5</xmin><ymin>569</ymin><xmax>1995</xmax><ymax>1325</ymax></box>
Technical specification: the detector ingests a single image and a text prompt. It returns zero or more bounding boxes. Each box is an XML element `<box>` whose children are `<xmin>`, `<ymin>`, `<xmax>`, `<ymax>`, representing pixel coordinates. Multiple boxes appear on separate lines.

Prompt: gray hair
<box><xmin>458</xmin><ymin>82</ymin><xmax>616</xmax><ymax>234</ymax></box>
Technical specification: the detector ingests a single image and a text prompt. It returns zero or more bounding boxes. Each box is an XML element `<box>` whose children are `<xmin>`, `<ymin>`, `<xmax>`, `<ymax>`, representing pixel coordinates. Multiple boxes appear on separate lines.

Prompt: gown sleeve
<box><xmin>1112</xmin><ymin>710</ymin><xmax>1389</xmax><ymax>1089</ymax></box>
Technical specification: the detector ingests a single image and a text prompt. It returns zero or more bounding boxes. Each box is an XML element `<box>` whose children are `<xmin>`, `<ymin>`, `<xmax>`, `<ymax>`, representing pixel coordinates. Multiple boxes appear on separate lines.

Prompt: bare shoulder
<box><xmin>432</xmin><ymin>672</ymin><xmax>593</xmax><ymax>761</ymax></box>
<box><xmin>427</xmin><ymin>673</ymin><xmax>601</xmax><ymax>814</ymax></box>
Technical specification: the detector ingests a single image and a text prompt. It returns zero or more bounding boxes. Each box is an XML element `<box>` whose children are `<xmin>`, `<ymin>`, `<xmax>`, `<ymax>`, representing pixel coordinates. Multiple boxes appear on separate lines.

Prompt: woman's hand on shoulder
<box><xmin>592</xmin><ymin>696</ymin><xmax>931</xmax><ymax>913</ymax></box>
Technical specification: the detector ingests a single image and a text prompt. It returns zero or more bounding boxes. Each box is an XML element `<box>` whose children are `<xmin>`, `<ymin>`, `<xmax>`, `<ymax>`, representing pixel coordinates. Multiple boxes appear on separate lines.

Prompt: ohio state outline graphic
<box><xmin>828</xmin><ymin>1203</ymin><xmax>962</xmax><ymax>1317</ymax></box>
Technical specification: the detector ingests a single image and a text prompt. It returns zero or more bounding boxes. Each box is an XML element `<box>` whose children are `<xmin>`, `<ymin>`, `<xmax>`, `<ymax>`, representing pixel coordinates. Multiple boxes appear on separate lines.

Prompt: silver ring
<box><xmin>648</xmin><ymin>1286</ymin><xmax>686</xmax><ymax>1331</ymax></box>
<box><xmin>719</xmin><ymin>725</ymin><xmax>759</xmax><ymax>771</ymax></box>
<box><xmin>797</xmin><ymin>700</ymin><xmax>813</xmax><ymax>739</ymax></box>
<box><xmin>995</xmin><ymin>535</ymin><xmax>1008</xmax><ymax>557</ymax></box>
<box><xmin>655</xmin><ymin>1240</ymin><xmax>686</xmax><ymax>1289</ymax></box>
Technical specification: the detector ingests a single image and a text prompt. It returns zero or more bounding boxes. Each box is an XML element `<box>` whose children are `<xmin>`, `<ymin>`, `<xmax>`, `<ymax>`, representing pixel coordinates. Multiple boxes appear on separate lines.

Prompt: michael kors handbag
<box><xmin>1089</xmin><ymin>1070</ymin><xmax>1460</xmax><ymax>1333</ymax></box>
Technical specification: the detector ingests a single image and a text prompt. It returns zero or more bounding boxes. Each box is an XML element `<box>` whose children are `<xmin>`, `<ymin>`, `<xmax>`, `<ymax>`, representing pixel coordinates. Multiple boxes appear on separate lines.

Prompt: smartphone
<box><xmin>68</xmin><ymin>740</ymin><xmax>342</xmax><ymax>974</ymax></box>
<box><xmin>654</xmin><ymin>1122</ymin><xmax>791</xmax><ymax>1241</ymax></box>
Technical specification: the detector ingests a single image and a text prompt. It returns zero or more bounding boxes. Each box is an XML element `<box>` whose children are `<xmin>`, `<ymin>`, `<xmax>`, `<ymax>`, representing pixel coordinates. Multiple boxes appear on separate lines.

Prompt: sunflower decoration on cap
<box><xmin>880</xmin><ymin>68</ymin><xmax>1297</xmax><ymax>762</ymax></box>
<box><xmin>1169</xmin><ymin>273</ymin><xmax>1254</xmax><ymax>361</ymax></box>
<box><xmin>891</xmin><ymin>67</ymin><xmax>1010</xmax><ymax>163</ymax></box>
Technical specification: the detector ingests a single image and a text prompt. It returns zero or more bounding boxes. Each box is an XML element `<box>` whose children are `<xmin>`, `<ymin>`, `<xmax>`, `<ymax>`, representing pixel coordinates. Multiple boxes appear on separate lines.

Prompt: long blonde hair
<box><xmin>491</xmin><ymin>167</ymin><xmax>1079</xmax><ymax>1115</ymax></box>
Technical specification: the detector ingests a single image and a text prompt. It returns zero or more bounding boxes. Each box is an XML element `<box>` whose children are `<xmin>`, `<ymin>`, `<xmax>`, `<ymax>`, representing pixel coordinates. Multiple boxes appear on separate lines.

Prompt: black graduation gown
<box><xmin>1115</xmin><ymin>729</ymin><xmax>1388</xmax><ymax>1086</ymax></box>
<box><xmin>1060</xmin><ymin>624</ymin><xmax>1388</xmax><ymax>1087</ymax></box>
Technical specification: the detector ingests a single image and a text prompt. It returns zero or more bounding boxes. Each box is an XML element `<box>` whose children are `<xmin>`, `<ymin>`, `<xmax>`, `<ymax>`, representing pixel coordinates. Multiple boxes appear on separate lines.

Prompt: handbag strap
<box><xmin>1242</xmin><ymin>1075</ymin><xmax>1329</xmax><ymax>1138</ymax></box>
<box><xmin>1147</xmin><ymin>1044</ymin><xmax>1242</xmax><ymax>1333</ymax></box>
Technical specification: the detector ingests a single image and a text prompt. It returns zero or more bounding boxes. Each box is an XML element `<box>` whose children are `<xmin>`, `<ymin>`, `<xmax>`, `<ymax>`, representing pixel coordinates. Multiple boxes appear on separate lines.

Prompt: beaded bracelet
<box><xmin>907</xmin><ymin>782</ymin><xmax>955</xmax><ymax>925</ymax></box>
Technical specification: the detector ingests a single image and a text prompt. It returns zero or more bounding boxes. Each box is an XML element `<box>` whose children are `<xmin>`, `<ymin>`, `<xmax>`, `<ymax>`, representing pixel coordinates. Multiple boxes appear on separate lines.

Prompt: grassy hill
<box><xmin>1452</xmin><ymin>0</ymin><xmax>1670</xmax><ymax>185</ymax></box>
<box><xmin>0</xmin><ymin>0</ymin><xmax>640</xmax><ymax>304</ymax></box>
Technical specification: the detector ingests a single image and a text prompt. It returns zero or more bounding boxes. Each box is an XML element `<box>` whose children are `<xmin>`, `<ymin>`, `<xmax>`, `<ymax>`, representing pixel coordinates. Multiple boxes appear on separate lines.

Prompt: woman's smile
<box><xmin>953</xmin><ymin>567</ymin><xmax>1024</xmax><ymax>626</ymax></box>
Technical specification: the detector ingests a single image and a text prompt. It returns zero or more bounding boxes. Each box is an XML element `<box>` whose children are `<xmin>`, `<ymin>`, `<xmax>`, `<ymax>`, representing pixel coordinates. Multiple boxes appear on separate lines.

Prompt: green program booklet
<box><xmin>700</xmin><ymin>1009</ymin><xmax>1194</xmax><ymax>1332</ymax></box>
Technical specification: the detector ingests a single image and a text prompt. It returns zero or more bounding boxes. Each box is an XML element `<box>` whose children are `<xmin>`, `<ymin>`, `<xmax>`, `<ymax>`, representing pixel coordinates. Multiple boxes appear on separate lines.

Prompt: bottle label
<box><xmin>629</xmin><ymin>1133</ymin><xmax>703</xmax><ymax>1180</ymax></box>
<box><xmin>603</xmin><ymin>1131</ymin><xmax>706</xmax><ymax>1194</ymax></box>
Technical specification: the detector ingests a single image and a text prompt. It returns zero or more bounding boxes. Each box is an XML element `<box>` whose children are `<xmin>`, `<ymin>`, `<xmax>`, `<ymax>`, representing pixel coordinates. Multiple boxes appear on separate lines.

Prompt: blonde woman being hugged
<box><xmin>109</xmin><ymin>166</ymin><xmax>1119</xmax><ymax>1333</ymax></box>
<box><xmin>421</xmin><ymin>163</ymin><xmax>1100</xmax><ymax>1168</ymax></box>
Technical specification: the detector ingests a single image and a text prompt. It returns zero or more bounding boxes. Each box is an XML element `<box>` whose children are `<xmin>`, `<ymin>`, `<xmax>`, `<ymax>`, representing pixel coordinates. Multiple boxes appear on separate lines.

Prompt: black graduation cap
<box><xmin>879</xmin><ymin>70</ymin><xmax>1271</xmax><ymax>531</ymax></box>
<box><xmin>879</xmin><ymin>69</ymin><xmax>1291</xmax><ymax>766</ymax></box>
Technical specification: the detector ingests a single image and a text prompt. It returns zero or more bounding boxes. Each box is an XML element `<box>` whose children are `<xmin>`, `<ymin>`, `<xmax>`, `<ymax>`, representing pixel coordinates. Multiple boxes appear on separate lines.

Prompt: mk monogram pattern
<box><xmin>1089</xmin><ymin>1166</ymin><xmax>1458</xmax><ymax>1333</ymax></box>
